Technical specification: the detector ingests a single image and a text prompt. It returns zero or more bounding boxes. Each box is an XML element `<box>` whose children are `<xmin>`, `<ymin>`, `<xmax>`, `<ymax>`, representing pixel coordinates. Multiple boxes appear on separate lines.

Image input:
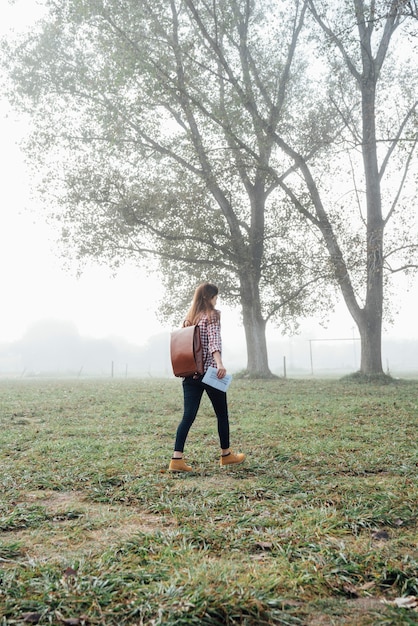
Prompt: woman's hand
<box><xmin>216</xmin><ymin>366</ymin><xmax>227</xmax><ymax>379</ymax></box>
<box><xmin>213</xmin><ymin>351</ymin><xmax>226</xmax><ymax>378</ymax></box>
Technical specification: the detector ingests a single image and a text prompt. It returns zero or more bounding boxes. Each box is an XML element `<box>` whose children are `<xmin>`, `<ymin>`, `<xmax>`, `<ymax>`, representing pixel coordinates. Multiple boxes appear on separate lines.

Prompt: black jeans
<box><xmin>174</xmin><ymin>375</ymin><xmax>230</xmax><ymax>452</ymax></box>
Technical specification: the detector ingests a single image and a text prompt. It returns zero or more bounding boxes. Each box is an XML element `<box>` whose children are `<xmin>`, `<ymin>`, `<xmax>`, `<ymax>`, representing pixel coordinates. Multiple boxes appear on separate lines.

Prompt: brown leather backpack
<box><xmin>170</xmin><ymin>325</ymin><xmax>204</xmax><ymax>377</ymax></box>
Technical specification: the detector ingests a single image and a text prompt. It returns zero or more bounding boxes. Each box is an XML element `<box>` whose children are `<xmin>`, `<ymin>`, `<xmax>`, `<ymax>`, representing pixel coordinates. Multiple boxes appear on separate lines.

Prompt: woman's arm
<box><xmin>212</xmin><ymin>350</ymin><xmax>226</xmax><ymax>379</ymax></box>
<box><xmin>207</xmin><ymin>312</ymin><xmax>226</xmax><ymax>378</ymax></box>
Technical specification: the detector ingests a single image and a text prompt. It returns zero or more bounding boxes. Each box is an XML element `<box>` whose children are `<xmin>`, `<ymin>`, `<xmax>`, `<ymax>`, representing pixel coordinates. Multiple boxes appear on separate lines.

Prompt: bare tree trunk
<box><xmin>357</xmin><ymin>220</ymin><xmax>384</xmax><ymax>375</ymax></box>
<box><xmin>357</xmin><ymin>310</ymin><xmax>384</xmax><ymax>374</ymax></box>
<box><xmin>356</xmin><ymin>23</ymin><xmax>386</xmax><ymax>375</ymax></box>
<box><xmin>242</xmin><ymin>308</ymin><xmax>270</xmax><ymax>376</ymax></box>
<box><xmin>239</xmin><ymin>272</ymin><xmax>272</xmax><ymax>377</ymax></box>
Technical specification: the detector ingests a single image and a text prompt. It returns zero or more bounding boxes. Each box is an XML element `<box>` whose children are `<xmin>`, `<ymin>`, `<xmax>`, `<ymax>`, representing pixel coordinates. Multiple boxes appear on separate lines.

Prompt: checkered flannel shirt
<box><xmin>197</xmin><ymin>311</ymin><xmax>222</xmax><ymax>373</ymax></box>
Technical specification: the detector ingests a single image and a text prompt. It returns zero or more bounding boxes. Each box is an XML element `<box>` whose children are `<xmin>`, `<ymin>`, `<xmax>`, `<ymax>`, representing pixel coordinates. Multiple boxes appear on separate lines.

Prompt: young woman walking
<box><xmin>169</xmin><ymin>282</ymin><xmax>245</xmax><ymax>472</ymax></box>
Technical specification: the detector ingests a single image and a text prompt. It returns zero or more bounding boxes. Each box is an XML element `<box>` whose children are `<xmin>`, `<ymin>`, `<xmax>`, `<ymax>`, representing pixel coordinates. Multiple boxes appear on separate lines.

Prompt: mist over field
<box><xmin>1</xmin><ymin>319</ymin><xmax>417</xmax><ymax>378</ymax></box>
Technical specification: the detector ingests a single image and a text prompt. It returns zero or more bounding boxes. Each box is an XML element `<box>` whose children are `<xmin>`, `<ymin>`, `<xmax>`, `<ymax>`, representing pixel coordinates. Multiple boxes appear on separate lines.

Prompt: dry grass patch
<box><xmin>2</xmin><ymin>489</ymin><xmax>176</xmax><ymax>564</ymax></box>
<box><xmin>306</xmin><ymin>597</ymin><xmax>387</xmax><ymax>625</ymax></box>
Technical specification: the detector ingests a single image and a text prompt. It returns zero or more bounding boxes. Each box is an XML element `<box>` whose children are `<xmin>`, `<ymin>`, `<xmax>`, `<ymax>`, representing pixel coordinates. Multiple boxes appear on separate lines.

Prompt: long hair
<box><xmin>185</xmin><ymin>282</ymin><xmax>219</xmax><ymax>325</ymax></box>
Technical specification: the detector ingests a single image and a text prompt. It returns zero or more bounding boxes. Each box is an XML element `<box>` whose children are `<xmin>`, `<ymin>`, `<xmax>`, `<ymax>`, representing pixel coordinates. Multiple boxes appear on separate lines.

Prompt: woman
<box><xmin>169</xmin><ymin>282</ymin><xmax>245</xmax><ymax>472</ymax></box>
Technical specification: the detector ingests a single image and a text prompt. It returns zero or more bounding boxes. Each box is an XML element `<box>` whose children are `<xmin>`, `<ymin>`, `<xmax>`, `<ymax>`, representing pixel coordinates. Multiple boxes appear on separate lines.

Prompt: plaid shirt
<box><xmin>197</xmin><ymin>311</ymin><xmax>222</xmax><ymax>373</ymax></box>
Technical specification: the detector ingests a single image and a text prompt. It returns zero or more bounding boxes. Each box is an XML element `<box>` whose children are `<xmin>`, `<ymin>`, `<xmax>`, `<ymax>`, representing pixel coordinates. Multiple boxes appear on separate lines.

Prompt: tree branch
<box><xmin>379</xmin><ymin>100</ymin><xmax>418</xmax><ymax>180</ymax></box>
<box><xmin>308</xmin><ymin>0</ymin><xmax>362</xmax><ymax>82</ymax></box>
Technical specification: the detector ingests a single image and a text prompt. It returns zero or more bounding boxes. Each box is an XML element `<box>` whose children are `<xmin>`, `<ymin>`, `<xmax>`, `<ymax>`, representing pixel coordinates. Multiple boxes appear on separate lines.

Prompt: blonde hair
<box><xmin>185</xmin><ymin>282</ymin><xmax>219</xmax><ymax>325</ymax></box>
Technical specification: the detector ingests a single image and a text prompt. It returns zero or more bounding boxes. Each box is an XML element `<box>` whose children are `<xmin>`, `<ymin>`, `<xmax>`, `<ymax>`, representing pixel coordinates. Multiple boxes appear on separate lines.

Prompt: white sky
<box><xmin>0</xmin><ymin>1</ymin><xmax>167</xmax><ymax>346</ymax></box>
<box><xmin>0</xmin><ymin>0</ymin><xmax>417</xmax><ymax>349</ymax></box>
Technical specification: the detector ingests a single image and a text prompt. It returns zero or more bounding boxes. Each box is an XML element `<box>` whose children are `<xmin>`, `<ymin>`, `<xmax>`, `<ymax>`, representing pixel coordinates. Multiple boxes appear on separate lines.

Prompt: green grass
<box><xmin>0</xmin><ymin>378</ymin><xmax>417</xmax><ymax>625</ymax></box>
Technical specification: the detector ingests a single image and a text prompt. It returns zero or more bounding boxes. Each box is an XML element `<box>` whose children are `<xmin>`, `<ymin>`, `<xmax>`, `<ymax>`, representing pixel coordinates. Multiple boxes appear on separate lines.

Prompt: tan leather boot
<box><xmin>220</xmin><ymin>451</ymin><xmax>245</xmax><ymax>467</ymax></box>
<box><xmin>169</xmin><ymin>458</ymin><xmax>193</xmax><ymax>472</ymax></box>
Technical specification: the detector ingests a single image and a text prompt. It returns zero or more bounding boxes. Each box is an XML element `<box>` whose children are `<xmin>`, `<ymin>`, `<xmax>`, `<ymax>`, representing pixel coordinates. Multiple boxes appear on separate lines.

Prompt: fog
<box><xmin>1</xmin><ymin>2</ymin><xmax>417</xmax><ymax>381</ymax></box>
<box><xmin>1</xmin><ymin>316</ymin><xmax>418</xmax><ymax>379</ymax></box>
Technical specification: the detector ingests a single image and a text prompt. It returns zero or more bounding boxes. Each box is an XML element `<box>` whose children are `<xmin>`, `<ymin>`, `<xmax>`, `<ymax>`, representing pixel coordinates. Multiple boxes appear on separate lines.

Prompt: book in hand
<box><xmin>202</xmin><ymin>366</ymin><xmax>232</xmax><ymax>392</ymax></box>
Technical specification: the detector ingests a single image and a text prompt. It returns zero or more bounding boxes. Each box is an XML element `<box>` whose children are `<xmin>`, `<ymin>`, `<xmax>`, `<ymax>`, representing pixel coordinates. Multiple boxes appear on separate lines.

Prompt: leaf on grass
<box><xmin>383</xmin><ymin>596</ymin><xmax>418</xmax><ymax>610</ymax></box>
<box><xmin>371</xmin><ymin>530</ymin><xmax>390</xmax><ymax>541</ymax></box>
<box><xmin>359</xmin><ymin>582</ymin><xmax>375</xmax><ymax>591</ymax></box>
<box><xmin>63</xmin><ymin>566</ymin><xmax>77</xmax><ymax>578</ymax></box>
<box><xmin>250</xmin><ymin>553</ymin><xmax>269</xmax><ymax>561</ymax></box>
<box><xmin>254</xmin><ymin>541</ymin><xmax>274</xmax><ymax>551</ymax></box>
<box><xmin>22</xmin><ymin>613</ymin><xmax>42</xmax><ymax>624</ymax></box>
<box><xmin>343</xmin><ymin>583</ymin><xmax>359</xmax><ymax>597</ymax></box>
<box><xmin>55</xmin><ymin>611</ymin><xmax>82</xmax><ymax>625</ymax></box>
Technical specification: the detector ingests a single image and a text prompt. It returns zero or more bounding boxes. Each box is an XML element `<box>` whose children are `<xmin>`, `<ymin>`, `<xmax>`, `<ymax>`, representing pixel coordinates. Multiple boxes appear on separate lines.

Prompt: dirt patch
<box><xmin>307</xmin><ymin>597</ymin><xmax>389</xmax><ymax>625</ymax></box>
<box><xmin>4</xmin><ymin>490</ymin><xmax>176</xmax><ymax>564</ymax></box>
<box><xmin>23</xmin><ymin>490</ymin><xmax>86</xmax><ymax>511</ymax></box>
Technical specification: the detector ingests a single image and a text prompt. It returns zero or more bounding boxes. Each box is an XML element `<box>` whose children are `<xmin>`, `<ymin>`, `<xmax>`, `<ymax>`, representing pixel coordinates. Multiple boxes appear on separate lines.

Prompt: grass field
<box><xmin>0</xmin><ymin>377</ymin><xmax>417</xmax><ymax>625</ymax></box>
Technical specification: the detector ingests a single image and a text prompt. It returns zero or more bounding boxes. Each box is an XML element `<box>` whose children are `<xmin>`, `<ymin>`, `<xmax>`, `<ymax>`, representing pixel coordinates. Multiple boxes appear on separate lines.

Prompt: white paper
<box><xmin>202</xmin><ymin>366</ymin><xmax>232</xmax><ymax>392</ymax></box>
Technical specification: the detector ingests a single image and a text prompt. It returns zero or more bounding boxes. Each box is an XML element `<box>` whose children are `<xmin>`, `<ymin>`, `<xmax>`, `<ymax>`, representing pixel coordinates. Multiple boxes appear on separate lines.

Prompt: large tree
<box><xmin>3</xmin><ymin>0</ymin><xmax>333</xmax><ymax>377</ymax></box>
<box><xmin>299</xmin><ymin>0</ymin><xmax>418</xmax><ymax>375</ymax></box>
